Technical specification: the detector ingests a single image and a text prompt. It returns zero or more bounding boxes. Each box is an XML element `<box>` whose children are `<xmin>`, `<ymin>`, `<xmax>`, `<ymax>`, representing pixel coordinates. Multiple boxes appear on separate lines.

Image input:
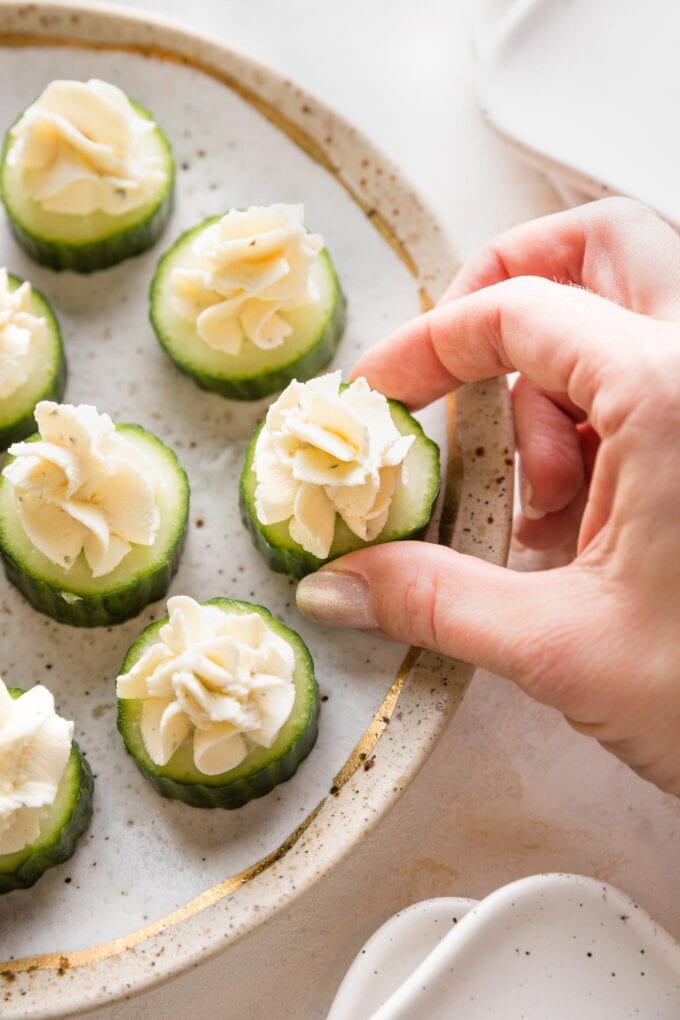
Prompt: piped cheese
<box><xmin>7</xmin><ymin>79</ymin><xmax>166</xmax><ymax>216</ymax></box>
<box><xmin>3</xmin><ymin>402</ymin><xmax>160</xmax><ymax>578</ymax></box>
<box><xmin>0</xmin><ymin>679</ymin><xmax>73</xmax><ymax>855</ymax></box>
<box><xmin>0</xmin><ymin>268</ymin><xmax>45</xmax><ymax>400</ymax></box>
<box><xmin>254</xmin><ymin>372</ymin><xmax>414</xmax><ymax>558</ymax></box>
<box><xmin>116</xmin><ymin>596</ymin><xmax>296</xmax><ymax>775</ymax></box>
<box><xmin>171</xmin><ymin>204</ymin><xmax>323</xmax><ymax>354</ymax></box>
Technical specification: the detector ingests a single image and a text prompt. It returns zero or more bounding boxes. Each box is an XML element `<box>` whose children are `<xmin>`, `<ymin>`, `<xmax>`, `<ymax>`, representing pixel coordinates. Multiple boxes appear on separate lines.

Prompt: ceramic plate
<box><xmin>476</xmin><ymin>0</ymin><xmax>680</xmax><ymax>224</ymax></box>
<box><xmin>0</xmin><ymin>4</ymin><xmax>513</xmax><ymax>1016</ymax></box>
<box><xmin>329</xmin><ymin>874</ymin><xmax>680</xmax><ymax>1019</ymax></box>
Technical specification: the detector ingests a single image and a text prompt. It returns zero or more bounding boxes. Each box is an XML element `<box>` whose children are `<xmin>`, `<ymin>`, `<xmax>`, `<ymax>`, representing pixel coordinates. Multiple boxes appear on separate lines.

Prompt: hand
<box><xmin>296</xmin><ymin>197</ymin><xmax>680</xmax><ymax>795</ymax></box>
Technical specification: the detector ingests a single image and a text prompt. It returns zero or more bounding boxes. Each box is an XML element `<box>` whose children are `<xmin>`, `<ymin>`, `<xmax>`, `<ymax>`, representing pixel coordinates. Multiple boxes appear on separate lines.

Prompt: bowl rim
<box><xmin>0</xmin><ymin>3</ymin><xmax>514</xmax><ymax>1015</ymax></box>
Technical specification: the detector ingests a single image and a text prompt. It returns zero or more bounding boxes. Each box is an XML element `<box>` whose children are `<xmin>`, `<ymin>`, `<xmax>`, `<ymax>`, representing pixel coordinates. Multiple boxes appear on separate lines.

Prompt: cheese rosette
<box><xmin>2</xmin><ymin>401</ymin><xmax>161</xmax><ymax>578</ymax></box>
<box><xmin>116</xmin><ymin>595</ymin><xmax>297</xmax><ymax>776</ymax></box>
<box><xmin>254</xmin><ymin>372</ymin><xmax>415</xmax><ymax>559</ymax></box>
<box><xmin>170</xmin><ymin>203</ymin><xmax>324</xmax><ymax>354</ymax></box>
<box><xmin>0</xmin><ymin>267</ymin><xmax>45</xmax><ymax>400</ymax></box>
<box><xmin>6</xmin><ymin>78</ymin><xmax>166</xmax><ymax>216</ymax></box>
<box><xmin>0</xmin><ymin>678</ymin><xmax>73</xmax><ymax>855</ymax></box>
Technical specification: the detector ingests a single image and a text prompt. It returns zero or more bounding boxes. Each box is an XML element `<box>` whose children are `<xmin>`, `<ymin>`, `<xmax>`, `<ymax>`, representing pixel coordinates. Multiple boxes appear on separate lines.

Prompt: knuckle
<box><xmin>589</xmin><ymin>376</ymin><xmax>633</xmax><ymax>436</ymax></box>
<box><xmin>400</xmin><ymin>558</ymin><xmax>450</xmax><ymax>652</ymax></box>
<box><xmin>501</xmin><ymin>274</ymin><xmax>554</xmax><ymax>304</ymax></box>
<box><xmin>596</xmin><ymin>195</ymin><xmax>652</xmax><ymax>220</ymax></box>
<box><xmin>402</xmin><ymin>562</ymin><xmax>436</xmax><ymax>647</ymax></box>
<box><xmin>497</xmin><ymin>277</ymin><xmax>559</xmax><ymax>336</ymax></box>
<box><xmin>590</xmin><ymin>197</ymin><xmax>663</xmax><ymax>248</ymax></box>
<box><xmin>586</xmin><ymin>320</ymin><xmax>675</xmax><ymax>436</ymax></box>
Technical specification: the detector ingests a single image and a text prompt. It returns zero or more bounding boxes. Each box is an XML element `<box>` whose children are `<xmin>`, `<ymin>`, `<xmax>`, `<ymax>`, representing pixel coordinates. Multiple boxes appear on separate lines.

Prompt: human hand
<box><xmin>296</xmin><ymin>197</ymin><xmax>680</xmax><ymax>795</ymax></box>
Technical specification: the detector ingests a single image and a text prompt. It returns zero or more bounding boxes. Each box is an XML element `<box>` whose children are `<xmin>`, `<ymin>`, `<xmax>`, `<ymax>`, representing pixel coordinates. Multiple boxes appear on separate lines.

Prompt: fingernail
<box><xmin>520</xmin><ymin>479</ymin><xmax>546</xmax><ymax>521</ymax></box>
<box><xmin>296</xmin><ymin>570</ymin><xmax>378</xmax><ymax>629</ymax></box>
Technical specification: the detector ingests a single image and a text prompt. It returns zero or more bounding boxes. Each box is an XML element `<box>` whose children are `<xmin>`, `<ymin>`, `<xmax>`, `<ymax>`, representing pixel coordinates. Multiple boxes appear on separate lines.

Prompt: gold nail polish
<box><xmin>296</xmin><ymin>571</ymin><xmax>378</xmax><ymax>629</ymax></box>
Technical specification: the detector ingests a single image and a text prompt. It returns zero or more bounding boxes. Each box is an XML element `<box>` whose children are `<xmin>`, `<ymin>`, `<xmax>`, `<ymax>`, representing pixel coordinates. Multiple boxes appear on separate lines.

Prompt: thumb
<box><xmin>296</xmin><ymin>542</ymin><xmax>599</xmax><ymax>709</ymax></box>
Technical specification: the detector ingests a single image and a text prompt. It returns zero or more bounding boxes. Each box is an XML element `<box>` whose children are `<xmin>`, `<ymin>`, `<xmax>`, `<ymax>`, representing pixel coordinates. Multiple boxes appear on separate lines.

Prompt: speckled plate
<box><xmin>0</xmin><ymin>4</ymin><xmax>513</xmax><ymax>1017</ymax></box>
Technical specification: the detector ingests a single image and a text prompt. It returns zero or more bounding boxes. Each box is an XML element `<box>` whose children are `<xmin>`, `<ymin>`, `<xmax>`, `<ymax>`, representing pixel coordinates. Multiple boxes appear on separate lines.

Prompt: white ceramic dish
<box><xmin>329</xmin><ymin>873</ymin><xmax>680</xmax><ymax>1019</ymax></box>
<box><xmin>0</xmin><ymin>3</ymin><xmax>514</xmax><ymax>1017</ymax></box>
<box><xmin>477</xmin><ymin>0</ymin><xmax>680</xmax><ymax>224</ymax></box>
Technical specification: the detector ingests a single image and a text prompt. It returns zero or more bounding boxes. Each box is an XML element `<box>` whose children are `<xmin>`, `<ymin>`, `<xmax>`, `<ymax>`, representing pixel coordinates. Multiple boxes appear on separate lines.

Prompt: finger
<box><xmin>296</xmin><ymin>542</ymin><xmax>601</xmax><ymax>716</ymax></box>
<box><xmin>439</xmin><ymin>197</ymin><xmax>680</xmax><ymax>316</ymax></box>
<box><xmin>515</xmin><ymin>482</ymin><xmax>588</xmax><ymax>553</ymax></box>
<box><xmin>540</xmin><ymin>391</ymin><xmax>588</xmax><ymax>424</ymax></box>
<box><xmin>513</xmin><ymin>375</ymin><xmax>584</xmax><ymax>516</ymax></box>
<box><xmin>352</xmin><ymin>274</ymin><xmax>641</xmax><ymax>422</ymax></box>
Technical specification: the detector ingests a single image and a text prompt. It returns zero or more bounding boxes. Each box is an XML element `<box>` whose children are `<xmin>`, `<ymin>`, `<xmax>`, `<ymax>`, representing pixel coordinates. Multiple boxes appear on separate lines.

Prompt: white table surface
<box><xmin>86</xmin><ymin>2</ymin><xmax>680</xmax><ymax>1018</ymax></box>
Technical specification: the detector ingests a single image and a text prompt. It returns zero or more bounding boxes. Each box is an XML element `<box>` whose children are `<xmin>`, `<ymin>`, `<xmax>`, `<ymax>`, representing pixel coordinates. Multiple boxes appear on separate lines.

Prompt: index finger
<box><xmin>351</xmin><ymin>275</ymin><xmax>644</xmax><ymax>423</ymax></box>
<box><xmin>441</xmin><ymin>197</ymin><xmax>680</xmax><ymax>315</ymax></box>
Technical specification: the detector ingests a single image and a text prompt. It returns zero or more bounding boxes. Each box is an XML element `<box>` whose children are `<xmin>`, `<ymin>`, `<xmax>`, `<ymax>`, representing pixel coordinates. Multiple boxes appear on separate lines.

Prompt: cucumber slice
<box><xmin>117</xmin><ymin>599</ymin><xmax>319</xmax><ymax>809</ymax></box>
<box><xmin>0</xmin><ymin>425</ymin><xmax>189</xmax><ymax>626</ymax></box>
<box><xmin>0</xmin><ymin>273</ymin><xmax>66</xmax><ymax>450</ymax></box>
<box><xmin>0</xmin><ymin>102</ymin><xmax>174</xmax><ymax>273</ymax></box>
<box><xmin>150</xmin><ymin>216</ymin><xmax>345</xmax><ymax>401</ymax></box>
<box><xmin>0</xmin><ymin>688</ymin><xmax>93</xmax><ymax>895</ymax></box>
<box><xmin>240</xmin><ymin>398</ymin><xmax>441</xmax><ymax>578</ymax></box>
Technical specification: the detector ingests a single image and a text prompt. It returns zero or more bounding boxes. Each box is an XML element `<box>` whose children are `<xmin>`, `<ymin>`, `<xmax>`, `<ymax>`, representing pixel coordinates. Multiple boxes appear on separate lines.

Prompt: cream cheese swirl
<box><xmin>3</xmin><ymin>402</ymin><xmax>160</xmax><ymax>578</ymax></box>
<box><xmin>254</xmin><ymin>372</ymin><xmax>414</xmax><ymax>559</ymax></box>
<box><xmin>0</xmin><ymin>268</ymin><xmax>45</xmax><ymax>400</ymax></box>
<box><xmin>171</xmin><ymin>203</ymin><xmax>323</xmax><ymax>354</ymax></box>
<box><xmin>7</xmin><ymin>78</ymin><xmax>166</xmax><ymax>215</ymax></box>
<box><xmin>0</xmin><ymin>679</ymin><xmax>73</xmax><ymax>856</ymax></box>
<box><xmin>116</xmin><ymin>596</ymin><xmax>296</xmax><ymax>775</ymax></box>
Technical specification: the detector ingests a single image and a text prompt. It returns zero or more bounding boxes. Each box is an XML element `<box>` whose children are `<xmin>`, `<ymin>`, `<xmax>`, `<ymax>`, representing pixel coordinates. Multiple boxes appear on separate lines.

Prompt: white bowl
<box><xmin>329</xmin><ymin>873</ymin><xmax>680</xmax><ymax>1018</ymax></box>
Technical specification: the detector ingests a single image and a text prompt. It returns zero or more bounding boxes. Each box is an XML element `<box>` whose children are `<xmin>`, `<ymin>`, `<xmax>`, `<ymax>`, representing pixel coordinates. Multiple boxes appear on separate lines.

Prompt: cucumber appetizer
<box><xmin>0</xmin><ymin>401</ymin><xmax>189</xmax><ymax>627</ymax></box>
<box><xmin>0</xmin><ymin>267</ymin><xmax>65</xmax><ymax>449</ymax></box>
<box><xmin>0</xmin><ymin>679</ymin><xmax>93</xmax><ymax>894</ymax></box>
<box><xmin>240</xmin><ymin>372</ymin><xmax>441</xmax><ymax>578</ymax></box>
<box><xmin>0</xmin><ymin>78</ymin><xmax>174</xmax><ymax>272</ymax></box>
<box><xmin>116</xmin><ymin>596</ymin><xmax>319</xmax><ymax>809</ymax></box>
<box><xmin>150</xmin><ymin>204</ymin><xmax>345</xmax><ymax>400</ymax></box>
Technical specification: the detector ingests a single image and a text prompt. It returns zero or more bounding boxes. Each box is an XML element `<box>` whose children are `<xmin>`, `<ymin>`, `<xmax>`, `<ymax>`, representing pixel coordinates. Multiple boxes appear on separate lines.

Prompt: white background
<box><xmin>81</xmin><ymin>2</ymin><xmax>680</xmax><ymax>1018</ymax></box>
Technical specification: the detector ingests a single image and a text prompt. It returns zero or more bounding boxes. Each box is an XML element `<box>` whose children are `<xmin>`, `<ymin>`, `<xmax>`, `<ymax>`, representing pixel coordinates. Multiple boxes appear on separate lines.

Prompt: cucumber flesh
<box><xmin>0</xmin><ymin>273</ymin><xmax>66</xmax><ymax>450</ymax></box>
<box><xmin>150</xmin><ymin>216</ymin><xmax>345</xmax><ymax>401</ymax></box>
<box><xmin>0</xmin><ymin>689</ymin><xmax>93</xmax><ymax>894</ymax></box>
<box><xmin>240</xmin><ymin>399</ymin><xmax>441</xmax><ymax>578</ymax></box>
<box><xmin>0</xmin><ymin>425</ymin><xmax>189</xmax><ymax>626</ymax></box>
<box><xmin>0</xmin><ymin>102</ymin><xmax>174</xmax><ymax>272</ymax></box>
<box><xmin>117</xmin><ymin>599</ymin><xmax>319</xmax><ymax>809</ymax></box>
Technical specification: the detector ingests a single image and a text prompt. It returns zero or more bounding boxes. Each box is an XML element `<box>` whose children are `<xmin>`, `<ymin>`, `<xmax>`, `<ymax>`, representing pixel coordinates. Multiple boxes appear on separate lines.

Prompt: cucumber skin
<box><xmin>240</xmin><ymin>478</ymin><xmax>430</xmax><ymax>579</ymax></box>
<box><xmin>150</xmin><ymin>217</ymin><xmax>346</xmax><ymax>401</ymax></box>
<box><xmin>0</xmin><ymin>426</ymin><xmax>190</xmax><ymax>627</ymax></box>
<box><xmin>117</xmin><ymin>599</ymin><xmax>319</xmax><ymax>809</ymax></box>
<box><xmin>0</xmin><ymin>741</ymin><xmax>94</xmax><ymax>895</ymax></box>
<box><xmin>4</xmin><ymin>190</ymin><xmax>173</xmax><ymax>273</ymax></box>
<box><xmin>153</xmin><ymin>285</ymin><xmax>345</xmax><ymax>402</ymax></box>
<box><xmin>0</xmin><ymin>103</ymin><xmax>175</xmax><ymax>273</ymax></box>
<box><xmin>239</xmin><ymin>401</ymin><xmax>441</xmax><ymax>579</ymax></box>
<box><xmin>122</xmin><ymin>704</ymin><xmax>319</xmax><ymax>810</ymax></box>
<box><xmin>0</xmin><ymin>352</ymin><xmax>65</xmax><ymax>450</ymax></box>
<box><xmin>0</xmin><ymin>536</ymin><xmax>185</xmax><ymax>627</ymax></box>
<box><xmin>0</xmin><ymin>276</ymin><xmax>66</xmax><ymax>450</ymax></box>
<box><xmin>240</xmin><ymin>465</ymin><xmax>328</xmax><ymax>578</ymax></box>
